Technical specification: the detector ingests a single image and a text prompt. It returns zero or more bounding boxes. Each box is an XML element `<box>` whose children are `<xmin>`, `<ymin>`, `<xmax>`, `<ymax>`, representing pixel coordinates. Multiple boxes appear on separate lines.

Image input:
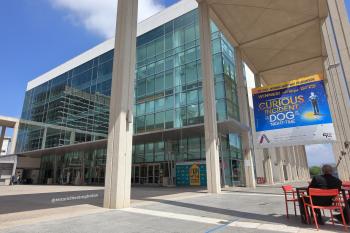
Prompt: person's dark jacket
<box><xmin>308</xmin><ymin>174</ymin><xmax>342</xmax><ymax>206</ymax></box>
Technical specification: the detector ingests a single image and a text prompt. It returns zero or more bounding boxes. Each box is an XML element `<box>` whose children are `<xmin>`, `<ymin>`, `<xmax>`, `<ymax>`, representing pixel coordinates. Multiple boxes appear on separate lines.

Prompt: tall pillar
<box><xmin>41</xmin><ymin>127</ymin><xmax>47</xmax><ymax>149</ymax></box>
<box><xmin>70</xmin><ymin>131</ymin><xmax>76</xmax><ymax>145</ymax></box>
<box><xmin>253</xmin><ymin>148</ymin><xmax>265</xmax><ymax>182</ymax></box>
<box><xmin>295</xmin><ymin>146</ymin><xmax>303</xmax><ymax>180</ymax></box>
<box><xmin>301</xmin><ymin>146</ymin><xmax>311</xmax><ymax>180</ymax></box>
<box><xmin>103</xmin><ymin>0</ymin><xmax>138</xmax><ymax>209</ymax></box>
<box><xmin>270</xmin><ymin>148</ymin><xmax>280</xmax><ymax>183</ymax></box>
<box><xmin>263</xmin><ymin>149</ymin><xmax>274</xmax><ymax>184</ymax></box>
<box><xmin>11</xmin><ymin>155</ymin><xmax>17</xmax><ymax>176</ymax></box>
<box><xmin>10</xmin><ymin>121</ymin><xmax>19</xmax><ymax>154</ymax></box>
<box><xmin>276</xmin><ymin>147</ymin><xmax>286</xmax><ymax>183</ymax></box>
<box><xmin>0</xmin><ymin>126</ymin><xmax>6</xmax><ymax>153</ymax></box>
<box><xmin>299</xmin><ymin>146</ymin><xmax>308</xmax><ymax>180</ymax></box>
<box><xmin>283</xmin><ymin>147</ymin><xmax>293</xmax><ymax>181</ymax></box>
<box><xmin>236</xmin><ymin>49</ymin><xmax>256</xmax><ymax>188</ymax></box>
<box><xmin>251</xmin><ymin>74</ymin><xmax>269</xmax><ymax>184</ymax></box>
<box><xmin>322</xmin><ymin>0</ymin><xmax>350</xmax><ymax>180</ymax></box>
<box><xmin>290</xmin><ymin>147</ymin><xmax>298</xmax><ymax>181</ymax></box>
<box><xmin>198</xmin><ymin>1</ymin><xmax>221</xmax><ymax>193</ymax></box>
<box><xmin>294</xmin><ymin>146</ymin><xmax>302</xmax><ymax>180</ymax></box>
<box><xmin>327</xmin><ymin>0</ymin><xmax>350</xmax><ymax>86</ymax></box>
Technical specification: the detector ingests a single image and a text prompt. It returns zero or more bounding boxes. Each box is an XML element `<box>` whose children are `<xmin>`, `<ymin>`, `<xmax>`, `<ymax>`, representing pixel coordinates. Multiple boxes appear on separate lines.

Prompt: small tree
<box><xmin>309</xmin><ymin>166</ymin><xmax>321</xmax><ymax>176</ymax></box>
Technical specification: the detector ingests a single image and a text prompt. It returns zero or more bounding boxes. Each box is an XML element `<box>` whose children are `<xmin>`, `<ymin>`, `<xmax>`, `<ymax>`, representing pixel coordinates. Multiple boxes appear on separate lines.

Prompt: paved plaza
<box><xmin>0</xmin><ymin>183</ymin><xmax>347</xmax><ymax>233</ymax></box>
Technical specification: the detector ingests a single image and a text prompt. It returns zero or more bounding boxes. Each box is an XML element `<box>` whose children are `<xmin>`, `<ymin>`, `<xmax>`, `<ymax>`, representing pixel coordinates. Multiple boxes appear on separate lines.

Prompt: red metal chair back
<box><xmin>282</xmin><ymin>185</ymin><xmax>293</xmax><ymax>192</ymax></box>
<box><xmin>309</xmin><ymin>188</ymin><xmax>339</xmax><ymax>197</ymax></box>
<box><xmin>342</xmin><ymin>181</ymin><xmax>350</xmax><ymax>187</ymax></box>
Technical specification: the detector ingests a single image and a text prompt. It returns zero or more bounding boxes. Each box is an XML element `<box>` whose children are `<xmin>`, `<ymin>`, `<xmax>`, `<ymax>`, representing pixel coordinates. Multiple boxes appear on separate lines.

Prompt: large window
<box><xmin>17</xmin><ymin>9</ymin><xmax>241</xmax><ymax>158</ymax></box>
<box><xmin>145</xmin><ymin>143</ymin><xmax>154</xmax><ymax>162</ymax></box>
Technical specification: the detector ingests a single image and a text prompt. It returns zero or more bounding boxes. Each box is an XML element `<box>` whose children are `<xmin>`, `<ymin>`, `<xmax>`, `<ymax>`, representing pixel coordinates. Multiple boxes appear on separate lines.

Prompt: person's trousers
<box><xmin>299</xmin><ymin>197</ymin><xmax>326</xmax><ymax>223</ymax></box>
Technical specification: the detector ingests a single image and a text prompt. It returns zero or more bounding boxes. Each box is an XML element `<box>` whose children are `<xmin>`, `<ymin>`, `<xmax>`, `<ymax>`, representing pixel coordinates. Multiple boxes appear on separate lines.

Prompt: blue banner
<box><xmin>252</xmin><ymin>75</ymin><xmax>336</xmax><ymax>148</ymax></box>
<box><xmin>253</xmin><ymin>76</ymin><xmax>332</xmax><ymax>132</ymax></box>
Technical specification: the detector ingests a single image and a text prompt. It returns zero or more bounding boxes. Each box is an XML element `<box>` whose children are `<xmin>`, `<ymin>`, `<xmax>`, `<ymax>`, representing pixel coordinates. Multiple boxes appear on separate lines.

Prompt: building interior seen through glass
<box><xmin>17</xmin><ymin>10</ymin><xmax>245</xmax><ymax>187</ymax></box>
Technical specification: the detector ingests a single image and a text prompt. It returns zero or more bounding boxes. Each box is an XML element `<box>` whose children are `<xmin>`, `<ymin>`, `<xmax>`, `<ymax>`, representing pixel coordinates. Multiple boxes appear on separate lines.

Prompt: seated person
<box><xmin>299</xmin><ymin>164</ymin><xmax>342</xmax><ymax>224</ymax></box>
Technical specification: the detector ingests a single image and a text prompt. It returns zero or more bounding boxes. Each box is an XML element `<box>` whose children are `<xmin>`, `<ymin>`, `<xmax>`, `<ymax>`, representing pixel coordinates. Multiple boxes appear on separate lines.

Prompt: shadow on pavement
<box><xmin>0</xmin><ymin>186</ymin><xmax>204</xmax><ymax>215</ymax></box>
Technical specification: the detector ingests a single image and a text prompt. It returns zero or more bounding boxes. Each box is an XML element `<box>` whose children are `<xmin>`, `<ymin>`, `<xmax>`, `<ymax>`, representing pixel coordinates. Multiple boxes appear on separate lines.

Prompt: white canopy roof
<box><xmin>201</xmin><ymin>0</ymin><xmax>328</xmax><ymax>84</ymax></box>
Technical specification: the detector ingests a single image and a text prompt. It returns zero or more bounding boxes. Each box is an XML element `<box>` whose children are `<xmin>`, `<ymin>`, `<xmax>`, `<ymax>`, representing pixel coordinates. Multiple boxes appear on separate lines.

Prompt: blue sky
<box><xmin>0</xmin><ymin>0</ymin><xmax>349</xmax><ymax>166</ymax></box>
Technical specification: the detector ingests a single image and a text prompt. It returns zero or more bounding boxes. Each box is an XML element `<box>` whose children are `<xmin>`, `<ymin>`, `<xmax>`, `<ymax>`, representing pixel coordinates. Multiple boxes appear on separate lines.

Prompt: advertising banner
<box><xmin>176</xmin><ymin>162</ymin><xmax>206</xmax><ymax>186</ymax></box>
<box><xmin>252</xmin><ymin>74</ymin><xmax>336</xmax><ymax>148</ymax></box>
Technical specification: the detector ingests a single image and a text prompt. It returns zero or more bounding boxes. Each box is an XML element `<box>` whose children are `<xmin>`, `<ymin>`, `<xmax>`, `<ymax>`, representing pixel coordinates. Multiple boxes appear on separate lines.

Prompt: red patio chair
<box><xmin>302</xmin><ymin>188</ymin><xmax>348</xmax><ymax>231</ymax></box>
<box><xmin>282</xmin><ymin>185</ymin><xmax>298</xmax><ymax>218</ymax></box>
<box><xmin>342</xmin><ymin>181</ymin><xmax>350</xmax><ymax>199</ymax></box>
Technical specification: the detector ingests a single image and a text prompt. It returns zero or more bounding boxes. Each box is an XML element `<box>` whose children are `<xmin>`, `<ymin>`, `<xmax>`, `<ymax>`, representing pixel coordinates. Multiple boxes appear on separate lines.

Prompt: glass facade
<box><xmin>17</xmin><ymin>10</ymin><xmax>244</xmax><ymax>186</ymax></box>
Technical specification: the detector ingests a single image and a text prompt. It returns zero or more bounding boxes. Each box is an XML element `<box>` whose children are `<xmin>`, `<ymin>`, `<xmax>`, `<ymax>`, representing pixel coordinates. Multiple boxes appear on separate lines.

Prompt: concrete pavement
<box><xmin>0</xmin><ymin>184</ymin><xmax>346</xmax><ymax>232</ymax></box>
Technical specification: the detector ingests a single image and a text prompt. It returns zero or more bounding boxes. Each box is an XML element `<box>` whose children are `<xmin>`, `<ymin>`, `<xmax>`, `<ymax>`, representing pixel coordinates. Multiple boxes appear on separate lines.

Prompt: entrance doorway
<box><xmin>132</xmin><ymin>163</ymin><xmax>160</xmax><ymax>185</ymax></box>
<box><xmin>62</xmin><ymin>167</ymin><xmax>82</xmax><ymax>185</ymax></box>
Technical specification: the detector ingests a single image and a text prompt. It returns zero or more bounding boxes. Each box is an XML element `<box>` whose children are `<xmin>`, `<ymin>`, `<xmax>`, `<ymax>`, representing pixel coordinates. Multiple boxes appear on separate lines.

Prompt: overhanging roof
<box><xmin>202</xmin><ymin>0</ymin><xmax>328</xmax><ymax>84</ymax></box>
<box><xmin>0</xmin><ymin>116</ymin><xmax>19</xmax><ymax>128</ymax></box>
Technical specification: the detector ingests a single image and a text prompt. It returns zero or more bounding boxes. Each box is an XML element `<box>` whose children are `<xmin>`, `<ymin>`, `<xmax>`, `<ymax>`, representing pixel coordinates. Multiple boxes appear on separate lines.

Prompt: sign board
<box><xmin>189</xmin><ymin>164</ymin><xmax>200</xmax><ymax>186</ymax></box>
<box><xmin>252</xmin><ymin>74</ymin><xmax>336</xmax><ymax>148</ymax></box>
<box><xmin>176</xmin><ymin>162</ymin><xmax>206</xmax><ymax>186</ymax></box>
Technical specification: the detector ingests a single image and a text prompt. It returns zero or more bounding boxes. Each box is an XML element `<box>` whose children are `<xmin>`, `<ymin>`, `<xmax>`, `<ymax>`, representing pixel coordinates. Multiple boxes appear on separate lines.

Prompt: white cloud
<box><xmin>51</xmin><ymin>0</ymin><xmax>166</xmax><ymax>39</ymax></box>
<box><xmin>305</xmin><ymin>144</ymin><xmax>335</xmax><ymax>167</ymax></box>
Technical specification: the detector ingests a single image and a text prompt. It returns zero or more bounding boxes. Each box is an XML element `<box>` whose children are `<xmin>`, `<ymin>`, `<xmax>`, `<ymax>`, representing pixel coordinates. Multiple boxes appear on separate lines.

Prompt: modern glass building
<box><xmin>15</xmin><ymin>3</ymin><xmax>245</xmax><ymax>187</ymax></box>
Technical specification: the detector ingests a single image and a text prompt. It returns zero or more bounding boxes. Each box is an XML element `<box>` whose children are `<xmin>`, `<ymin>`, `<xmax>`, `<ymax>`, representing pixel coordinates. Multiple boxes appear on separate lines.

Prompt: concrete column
<box><xmin>103</xmin><ymin>0</ymin><xmax>138</xmax><ymax>209</ymax></box>
<box><xmin>322</xmin><ymin>68</ymin><xmax>348</xmax><ymax>179</ymax></box>
<box><xmin>322</xmin><ymin>1</ymin><xmax>350</xmax><ymax>180</ymax></box>
<box><xmin>293</xmin><ymin>146</ymin><xmax>302</xmax><ymax>180</ymax></box>
<box><xmin>270</xmin><ymin>148</ymin><xmax>280</xmax><ymax>182</ymax></box>
<box><xmin>323</xmin><ymin>51</ymin><xmax>350</xmax><ymax>179</ymax></box>
<box><xmin>252</xmin><ymin>146</ymin><xmax>264</xmax><ymax>182</ymax></box>
<box><xmin>327</xmin><ymin>0</ymin><xmax>350</xmax><ymax>87</ymax></box>
<box><xmin>11</xmin><ymin>156</ymin><xmax>17</xmax><ymax>176</ymax></box>
<box><xmin>301</xmin><ymin>146</ymin><xmax>311</xmax><ymax>180</ymax></box>
<box><xmin>289</xmin><ymin>147</ymin><xmax>298</xmax><ymax>181</ymax></box>
<box><xmin>263</xmin><ymin>149</ymin><xmax>274</xmax><ymax>184</ymax></box>
<box><xmin>235</xmin><ymin>49</ymin><xmax>256</xmax><ymax>188</ymax></box>
<box><xmin>269</xmin><ymin>147</ymin><xmax>283</xmax><ymax>183</ymax></box>
<box><xmin>295</xmin><ymin>146</ymin><xmax>304</xmax><ymax>180</ymax></box>
<box><xmin>41</xmin><ymin>127</ymin><xmax>47</xmax><ymax>149</ymax></box>
<box><xmin>276</xmin><ymin>147</ymin><xmax>286</xmax><ymax>183</ymax></box>
<box><xmin>325</xmin><ymin>72</ymin><xmax>350</xmax><ymax>180</ymax></box>
<box><xmin>300</xmin><ymin>147</ymin><xmax>306</xmax><ymax>179</ymax></box>
<box><xmin>282</xmin><ymin>147</ymin><xmax>293</xmax><ymax>181</ymax></box>
<box><xmin>249</xmin><ymin>74</ymin><xmax>265</xmax><ymax>184</ymax></box>
<box><xmin>70</xmin><ymin>131</ymin><xmax>75</xmax><ymax>145</ymax></box>
<box><xmin>10</xmin><ymin>121</ymin><xmax>19</xmax><ymax>154</ymax></box>
<box><xmin>299</xmin><ymin>146</ymin><xmax>309</xmax><ymax>180</ymax></box>
<box><xmin>198</xmin><ymin>1</ymin><xmax>221</xmax><ymax>193</ymax></box>
<box><xmin>0</xmin><ymin>126</ymin><xmax>6</xmax><ymax>153</ymax></box>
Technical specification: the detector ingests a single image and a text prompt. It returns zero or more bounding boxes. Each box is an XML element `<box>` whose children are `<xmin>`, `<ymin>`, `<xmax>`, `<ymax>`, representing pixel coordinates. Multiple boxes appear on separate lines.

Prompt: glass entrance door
<box><xmin>62</xmin><ymin>167</ymin><xmax>82</xmax><ymax>185</ymax></box>
<box><xmin>132</xmin><ymin>164</ymin><xmax>160</xmax><ymax>185</ymax></box>
<box><xmin>154</xmin><ymin>164</ymin><xmax>160</xmax><ymax>184</ymax></box>
<box><xmin>134</xmin><ymin>165</ymin><xmax>140</xmax><ymax>184</ymax></box>
<box><xmin>148</xmin><ymin>165</ymin><xmax>154</xmax><ymax>183</ymax></box>
<box><xmin>140</xmin><ymin>165</ymin><xmax>147</xmax><ymax>184</ymax></box>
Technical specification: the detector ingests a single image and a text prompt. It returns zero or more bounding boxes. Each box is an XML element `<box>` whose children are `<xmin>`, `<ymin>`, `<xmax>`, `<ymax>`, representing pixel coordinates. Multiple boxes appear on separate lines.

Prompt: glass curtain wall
<box><xmin>134</xmin><ymin>10</ymin><xmax>240</xmax><ymax>134</ymax></box>
<box><xmin>38</xmin><ymin>148</ymin><xmax>106</xmax><ymax>185</ymax></box>
<box><xmin>16</xmin><ymin>52</ymin><xmax>113</xmax><ymax>152</ymax></box>
<box><xmin>19</xmin><ymin>9</ymin><xmax>244</xmax><ymax>186</ymax></box>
